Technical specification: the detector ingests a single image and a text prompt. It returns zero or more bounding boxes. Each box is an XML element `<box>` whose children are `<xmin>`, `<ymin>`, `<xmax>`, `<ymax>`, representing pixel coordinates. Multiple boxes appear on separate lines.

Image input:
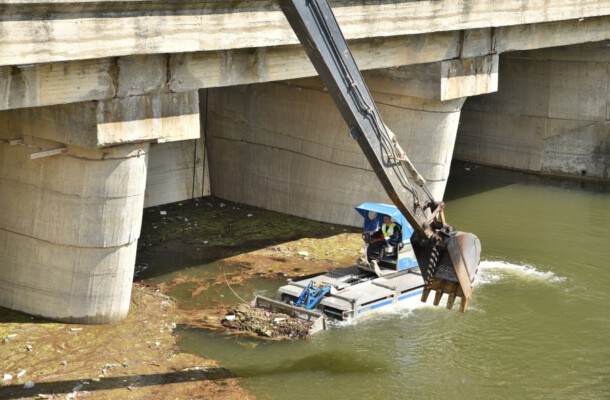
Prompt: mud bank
<box><xmin>1</xmin><ymin>196</ymin><xmax>362</xmax><ymax>399</ymax></box>
<box><xmin>0</xmin><ymin>284</ymin><xmax>252</xmax><ymax>400</ymax></box>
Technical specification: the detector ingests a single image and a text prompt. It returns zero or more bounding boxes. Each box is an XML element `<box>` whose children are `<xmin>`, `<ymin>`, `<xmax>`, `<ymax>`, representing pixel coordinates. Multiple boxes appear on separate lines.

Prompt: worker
<box><xmin>381</xmin><ymin>214</ymin><xmax>401</xmax><ymax>245</ymax></box>
<box><xmin>366</xmin><ymin>214</ymin><xmax>401</xmax><ymax>261</ymax></box>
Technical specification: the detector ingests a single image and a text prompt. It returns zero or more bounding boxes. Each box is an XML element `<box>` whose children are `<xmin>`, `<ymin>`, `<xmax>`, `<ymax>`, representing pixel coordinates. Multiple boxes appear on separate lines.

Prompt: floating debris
<box><xmin>221</xmin><ymin>304</ymin><xmax>313</xmax><ymax>340</ymax></box>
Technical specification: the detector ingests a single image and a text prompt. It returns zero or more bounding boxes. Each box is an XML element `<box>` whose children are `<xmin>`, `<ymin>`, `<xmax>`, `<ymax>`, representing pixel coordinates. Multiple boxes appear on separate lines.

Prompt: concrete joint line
<box><xmin>377</xmin><ymin>101</ymin><xmax>464</xmax><ymax>115</ymax></box>
<box><xmin>215</xmin><ymin>135</ymin><xmax>371</xmax><ymax>172</ymax></box>
<box><xmin>64</xmin><ymin>149</ymin><xmax>148</xmax><ymax>162</ymax></box>
<box><xmin>0</xmin><ymin>226</ymin><xmax>138</xmax><ymax>251</ymax></box>
<box><xmin>0</xmin><ymin>176</ymin><xmax>144</xmax><ymax>201</ymax></box>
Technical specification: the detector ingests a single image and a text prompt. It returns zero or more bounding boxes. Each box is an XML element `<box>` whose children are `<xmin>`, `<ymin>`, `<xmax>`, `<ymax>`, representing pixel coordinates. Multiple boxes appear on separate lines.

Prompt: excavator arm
<box><xmin>279</xmin><ymin>0</ymin><xmax>481</xmax><ymax>311</ymax></box>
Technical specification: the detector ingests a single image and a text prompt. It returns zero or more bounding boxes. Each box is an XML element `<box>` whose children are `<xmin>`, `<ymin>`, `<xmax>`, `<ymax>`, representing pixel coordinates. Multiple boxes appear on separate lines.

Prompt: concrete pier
<box><xmin>0</xmin><ymin>93</ymin><xmax>200</xmax><ymax>323</ymax></box>
<box><xmin>0</xmin><ymin>142</ymin><xmax>148</xmax><ymax>323</ymax></box>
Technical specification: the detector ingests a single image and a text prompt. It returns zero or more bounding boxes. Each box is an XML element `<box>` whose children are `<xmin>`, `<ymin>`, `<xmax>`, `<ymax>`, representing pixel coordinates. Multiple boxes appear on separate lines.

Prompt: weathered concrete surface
<box><xmin>0</xmin><ymin>91</ymin><xmax>200</xmax><ymax>148</ymax></box>
<box><xmin>455</xmin><ymin>41</ymin><xmax>610</xmax><ymax>179</ymax></box>
<box><xmin>206</xmin><ymin>78</ymin><xmax>465</xmax><ymax>226</ymax></box>
<box><xmin>0</xmin><ymin>142</ymin><xmax>149</xmax><ymax>323</ymax></box>
<box><xmin>0</xmin><ymin>67</ymin><xmax>205</xmax><ymax>321</ymax></box>
<box><xmin>1</xmin><ymin>1</ymin><xmax>608</xmax><ymax>67</ymax></box>
<box><xmin>1</xmin><ymin>2</ymin><xmax>609</xmax><ymax>112</ymax></box>
<box><xmin>366</xmin><ymin>55</ymin><xmax>498</xmax><ymax>101</ymax></box>
<box><xmin>145</xmin><ymin>139</ymin><xmax>209</xmax><ymax>208</ymax></box>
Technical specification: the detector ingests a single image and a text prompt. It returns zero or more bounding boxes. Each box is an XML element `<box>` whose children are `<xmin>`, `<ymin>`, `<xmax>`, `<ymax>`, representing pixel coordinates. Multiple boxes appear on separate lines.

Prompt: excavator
<box><xmin>254</xmin><ymin>0</ymin><xmax>481</xmax><ymax>333</ymax></box>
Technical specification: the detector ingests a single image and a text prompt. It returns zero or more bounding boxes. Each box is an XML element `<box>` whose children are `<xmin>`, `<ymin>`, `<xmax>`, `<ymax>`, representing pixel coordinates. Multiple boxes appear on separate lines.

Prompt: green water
<box><xmin>179</xmin><ymin>164</ymin><xmax>610</xmax><ymax>400</ymax></box>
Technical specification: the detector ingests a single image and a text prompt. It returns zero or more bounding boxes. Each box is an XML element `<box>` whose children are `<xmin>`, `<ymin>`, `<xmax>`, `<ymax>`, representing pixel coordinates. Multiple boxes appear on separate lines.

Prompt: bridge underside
<box><xmin>0</xmin><ymin>40</ymin><xmax>608</xmax><ymax>322</ymax></box>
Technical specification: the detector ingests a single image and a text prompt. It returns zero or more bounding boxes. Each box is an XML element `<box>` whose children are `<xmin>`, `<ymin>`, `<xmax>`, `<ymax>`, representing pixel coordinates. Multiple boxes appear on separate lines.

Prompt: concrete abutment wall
<box><xmin>456</xmin><ymin>41</ymin><xmax>610</xmax><ymax>179</ymax></box>
<box><xmin>205</xmin><ymin>77</ymin><xmax>466</xmax><ymax>227</ymax></box>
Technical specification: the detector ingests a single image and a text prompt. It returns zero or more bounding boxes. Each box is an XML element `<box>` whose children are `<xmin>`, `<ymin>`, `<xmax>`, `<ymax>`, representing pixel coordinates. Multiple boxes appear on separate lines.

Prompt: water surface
<box><xmin>179</xmin><ymin>164</ymin><xmax>610</xmax><ymax>400</ymax></box>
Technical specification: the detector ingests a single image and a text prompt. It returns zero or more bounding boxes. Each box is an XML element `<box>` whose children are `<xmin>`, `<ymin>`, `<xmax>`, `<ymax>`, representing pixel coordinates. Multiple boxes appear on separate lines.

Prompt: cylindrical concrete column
<box><xmin>206</xmin><ymin>79</ymin><xmax>465</xmax><ymax>226</ymax></box>
<box><xmin>0</xmin><ymin>141</ymin><xmax>148</xmax><ymax>323</ymax></box>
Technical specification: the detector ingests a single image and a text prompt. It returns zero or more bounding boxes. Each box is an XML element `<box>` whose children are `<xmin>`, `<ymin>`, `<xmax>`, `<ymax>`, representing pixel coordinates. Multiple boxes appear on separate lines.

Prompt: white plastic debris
<box><xmin>160</xmin><ymin>210</ymin><xmax>167</xmax><ymax>216</ymax></box>
<box><xmin>3</xmin><ymin>373</ymin><xmax>12</xmax><ymax>381</ymax></box>
<box><xmin>17</xmin><ymin>369</ymin><xmax>26</xmax><ymax>378</ymax></box>
<box><xmin>225</xmin><ymin>315</ymin><xmax>236</xmax><ymax>321</ymax></box>
<box><xmin>26</xmin><ymin>344</ymin><xmax>33</xmax><ymax>351</ymax></box>
<box><xmin>297</xmin><ymin>251</ymin><xmax>309</xmax><ymax>257</ymax></box>
<box><xmin>23</xmin><ymin>380</ymin><xmax>35</xmax><ymax>389</ymax></box>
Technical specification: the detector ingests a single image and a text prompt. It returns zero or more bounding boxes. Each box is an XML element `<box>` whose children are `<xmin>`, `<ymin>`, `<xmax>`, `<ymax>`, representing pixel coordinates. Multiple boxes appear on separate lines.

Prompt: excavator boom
<box><xmin>279</xmin><ymin>0</ymin><xmax>481</xmax><ymax>311</ymax></box>
<box><xmin>280</xmin><ymin>0</ymin><xmax>434</xmax><ymax>239</ymax></box>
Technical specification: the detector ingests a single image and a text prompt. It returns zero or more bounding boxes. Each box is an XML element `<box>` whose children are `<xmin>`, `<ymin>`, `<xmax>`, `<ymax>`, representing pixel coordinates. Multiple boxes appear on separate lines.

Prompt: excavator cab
<box><xmin>355</xmin><ymin>202</ymin><xmax>418</xmax><ymax>274</ymax></box>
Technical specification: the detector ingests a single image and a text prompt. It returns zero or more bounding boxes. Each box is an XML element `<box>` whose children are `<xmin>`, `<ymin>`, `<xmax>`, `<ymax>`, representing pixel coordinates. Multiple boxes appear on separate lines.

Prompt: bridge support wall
<box><xmin>0</xmin><ymin>91</ymin><xmax>200</xmax><ymax>323</ymax></box>
<box><xmin>205</xmin><ymin>78</ymin><xmax>466</xmax><ymax>226</ymax></box>
<box><xmin>455</xmin><ymin>41</ymin><xmax>610</xmax><ymax>179</ymax></box>
<box><xmin>0</xmin><ymin>142</ymin><xmax>148</xmax><ymax>323</ymax></box>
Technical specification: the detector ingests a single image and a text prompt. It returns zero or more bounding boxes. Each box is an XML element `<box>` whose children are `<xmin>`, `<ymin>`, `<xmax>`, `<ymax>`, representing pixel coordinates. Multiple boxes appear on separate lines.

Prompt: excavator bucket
<box><xmin>412</xmin><ymin>231</ymin><xmax>481</xmax><ymax>312</ymax></box>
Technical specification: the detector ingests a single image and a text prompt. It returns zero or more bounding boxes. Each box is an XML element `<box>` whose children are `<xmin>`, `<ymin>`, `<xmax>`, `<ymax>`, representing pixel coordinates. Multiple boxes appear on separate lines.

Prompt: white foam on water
<box><xmin>327</xmin><ymin>292</ymin><xmax>432</xmax><ymax>330</ymax></box>
<box><xmin>327</xmin><ymin>260</ymin><xmax>567</xmax><ymax>329</ymax></box>
<box><xmin>476</xmin><ymin>259</ymin><xmax>566</xmax><ymax>286</ymax></box>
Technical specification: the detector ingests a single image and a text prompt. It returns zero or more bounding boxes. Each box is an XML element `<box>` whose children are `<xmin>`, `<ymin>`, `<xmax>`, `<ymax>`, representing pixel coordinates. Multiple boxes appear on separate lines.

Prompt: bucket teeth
<box><xmin>433</xmin><ymin>289</ymin><xmax>443</xmax><ymax>306</ymax></box>
<box><xmin>420</xmin><ymin>278</ymin><xmax>468</xmax><ymax>312</ymax></box>
<box><xmin>421</xmin><ymin>287</ymin><xmax>431</xmax><ymax>302</ymax></box>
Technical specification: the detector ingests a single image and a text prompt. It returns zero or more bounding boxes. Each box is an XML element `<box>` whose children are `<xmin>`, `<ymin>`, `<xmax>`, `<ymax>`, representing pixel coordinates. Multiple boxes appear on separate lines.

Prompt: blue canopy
<box><xmin>354</xmin><ymin>202</ymin><xmax>414</xmax><ymax>241</ymax></box>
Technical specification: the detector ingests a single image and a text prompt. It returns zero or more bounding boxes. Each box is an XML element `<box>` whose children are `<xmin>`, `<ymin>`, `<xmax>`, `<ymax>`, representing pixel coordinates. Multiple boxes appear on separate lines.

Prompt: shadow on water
<box><xmin>0</xmin><ymin>368</ymin><xmax>234</xmax><ymax>400</ymax></box>
<box><xmin>446</xmin><ymin>161</ymin><xmax>610</xmax><ymax>202</ymax></box>
<box><xmin>177</xmin><ymin>327</ymin><xmax>388</xmax><ymax>378</ymax></box>
<box><xmin>234</xmin><ymin>350</ymin><xmax>388</xmax><ymax>378</ymax></box>
<box><xmin>135</xmin><ymin>196</ymin><xmax>358</xmax><ymax>281</ymax></box>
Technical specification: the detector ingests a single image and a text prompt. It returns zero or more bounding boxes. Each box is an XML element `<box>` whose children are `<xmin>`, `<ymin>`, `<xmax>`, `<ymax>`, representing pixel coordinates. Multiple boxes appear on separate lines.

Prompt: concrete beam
<box><xmin>0</xmin><ymin>31</ymin><xmax>466</xmax><ymax>111</ymax></box>
<box><xmin>0</xmin><ymin>91</ymin><xmax>200</xmax><ymax>148</ymax></box>
<box><xmin>365</xmin><ymin>55</ymin><xmax>499</xmax><ymax>100</ymax></box>
<box><xmin>1</xmin><ymin>16</ymin><xmax>608</xmax><ymax>113</ymax></box>
<box><xmin>1</xmin><ymin>1</ymin><xmax>608</xmax><ymax>67</ymax></box>
<box><xmin>496</xmin><ymin>16</ymin><xmax>610</xmax><ymax>53</ymax></box>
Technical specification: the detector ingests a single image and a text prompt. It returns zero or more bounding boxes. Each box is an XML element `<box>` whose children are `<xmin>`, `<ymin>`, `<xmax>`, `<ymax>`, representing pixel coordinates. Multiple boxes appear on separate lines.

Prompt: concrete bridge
<box><xmin>1</xmin><ymin>0</ymin><xmax>609</xmax><ymax>323</ymax></box>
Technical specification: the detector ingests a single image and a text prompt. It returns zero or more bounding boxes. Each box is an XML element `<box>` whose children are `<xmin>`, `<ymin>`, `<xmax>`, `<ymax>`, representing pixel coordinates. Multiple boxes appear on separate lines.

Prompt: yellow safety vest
<box><xmin>382</xmin><ymin>222</ymin><xmax>397</xmax><ymax>238</ymax></box>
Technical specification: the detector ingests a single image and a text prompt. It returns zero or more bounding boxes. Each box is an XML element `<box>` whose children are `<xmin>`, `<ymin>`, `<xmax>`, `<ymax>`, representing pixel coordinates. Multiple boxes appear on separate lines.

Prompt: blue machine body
<box><xmin>294</xmin><ymin>281</ymin><xmax>332</xmax><ymax>310</ymax></box>
<box><xmin>289</xmin><ymin>202</ymin><xmax>421</xmax><ymax>316</ymax></box>
<box><xmin>354</xmin><ymin>202</ymin><xmax>419</xmax><ymax>271</ymax></box>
